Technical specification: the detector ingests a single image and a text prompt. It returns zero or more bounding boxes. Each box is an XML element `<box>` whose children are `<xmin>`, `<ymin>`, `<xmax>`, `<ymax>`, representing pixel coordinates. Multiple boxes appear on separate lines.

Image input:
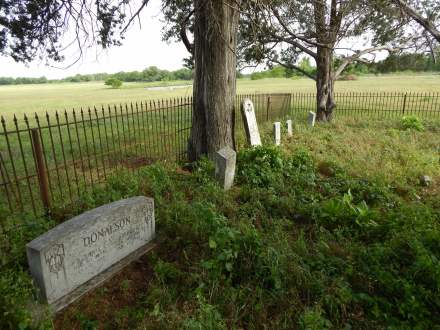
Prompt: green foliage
<box><xmin>0</xmin><ymin>214</ymin><xmax>53</xmax><ymax>329</ymax></box>
<box><xmin>2</xmin><ymin>118</ymin><xmax>440</xmax><ymax>329</ymax></box>
<box><xmin>183</xmin><ymin>294</ymin><xmax>227</xmax><ymax>330</ymax></box>
<box><xmin>104</xmin><ymin>77</ymin><xmax>123</xmax><ymax>88</ymax></box>
<box><xmin>401</xmin><ymin>115</ymin><xmax>425</xmax><ymax>131</ymax></box>
<box><xmin>237</xmin><ymin>145</ymin><xmax>284</xmax><ymax>186</ymax></box>
<box><xmin>299</xmin><ymin>307</ymin><xmax>332</xmax><ymax>330</ymax></box>
<box><xmin>249</xmin><ymin>63</ymin><xmax>315</xmax><ymax>80</ymax></box>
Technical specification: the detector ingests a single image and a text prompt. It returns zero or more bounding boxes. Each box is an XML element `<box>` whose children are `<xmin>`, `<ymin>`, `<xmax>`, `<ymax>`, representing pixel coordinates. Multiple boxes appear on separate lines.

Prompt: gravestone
<box><xmin>273</xmin><ymin>122</ymin><xmax>281</xmax><ymax>145</ymax></box>
<box><xmin>214</xmin><ymin>146</ymin><xmax>236</xmax><ymax>190</ymax></box>
<box><xmin>286</xmin><ymin>119</ymin><xmax>293</xmax><ymax>137</ymax></box>
<box><xmin>308</xmin><ymin>111</ymin><xmax>316</xmax><ymax>127</ymax></box>
<box><xmin>26</xmin><ymin>196</ymin><xmax>155</xmax><ymax>312</ymax></box>
<box><xmin>240</xmin><ymin>99</ymin><xmax>262</xmax><ymax>146</ymax></box>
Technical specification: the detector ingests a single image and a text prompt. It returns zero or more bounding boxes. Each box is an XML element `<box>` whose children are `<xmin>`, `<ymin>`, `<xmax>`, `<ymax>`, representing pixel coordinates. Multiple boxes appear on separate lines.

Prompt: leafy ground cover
<box><xmin>1</xmin><ymin>116</ymin><xmax>439</xmax><ymax>329</ymax></box>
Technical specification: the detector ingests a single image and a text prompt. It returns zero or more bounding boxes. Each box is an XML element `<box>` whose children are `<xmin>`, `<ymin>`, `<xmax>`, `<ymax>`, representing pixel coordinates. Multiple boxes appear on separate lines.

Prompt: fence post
<box><xmin>266</xmin><ymin>96</ymin><xmax>271</xmax><ymax>121</ymax></box>
<box><xmin>31</xmin><ymin>128</ymin><xmax>51</xmax><ymax>215</ymax></box>
<box><xmin>402</xmin><ymin>93</ymin><xmax>407</xmax><ymax>115</ymax></box>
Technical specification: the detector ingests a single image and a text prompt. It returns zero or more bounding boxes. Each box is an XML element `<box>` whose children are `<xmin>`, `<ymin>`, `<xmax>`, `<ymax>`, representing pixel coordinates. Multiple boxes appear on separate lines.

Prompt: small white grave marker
<box><xmin>286</xmin><ymin>119</ymin><xmax>293</xmax><ymax>137</ymax></box>
<box><xmin>308</xmin><ymin>111</ymin><xmax>316</xmax><ymax>127</ymax></box>
<box><xmin>214</xmin><ymin>146</ymin><xmax>236</xmax><ymax>190</ymax></box>
<box><xmin>240</xmin><ymin>99</ymin><xmax>261</xmax><ymax>146</ymax></box>
<box><xmin>273</xmin><ymin>122</ymin><xmax>281</xmax><ymax>145</ymax></box>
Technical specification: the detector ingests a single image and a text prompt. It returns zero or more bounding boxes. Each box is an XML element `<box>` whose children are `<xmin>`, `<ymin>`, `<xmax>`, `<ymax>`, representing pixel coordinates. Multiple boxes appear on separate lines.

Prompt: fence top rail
<box><xmin>0</xmin><ymin>97</ymin><xmax>195</xmax><ymax>134</ymax></box>
<box><xmin>0</xmin><ymin>93</ymin><xmax>290</xmax><ymax>133</ymax></box>
<box><xmin>1</xmin><ymin>91</ymin><xmax>439</xmax><ymax>133</ymax></box>
<box><xmin>291</xmin><ymin>91</ymin><xmax>440</xmax><ymax>96</ymax></box>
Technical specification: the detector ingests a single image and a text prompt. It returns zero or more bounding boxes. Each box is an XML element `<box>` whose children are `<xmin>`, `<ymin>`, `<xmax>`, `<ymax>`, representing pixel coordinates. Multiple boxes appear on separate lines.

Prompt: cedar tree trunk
<box><xmin>188</xmin><ymin>0</ymin><xmax>240</xmax><ymax>161</ymax></box>
<box><xmin>316</xmin><ymin>46</ymin><xmax>336</xmax><ymax>122</ymax></box>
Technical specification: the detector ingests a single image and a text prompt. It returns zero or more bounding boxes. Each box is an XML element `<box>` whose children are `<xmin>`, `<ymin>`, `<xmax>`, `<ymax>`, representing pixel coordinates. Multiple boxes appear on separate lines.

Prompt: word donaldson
<box><xmin>82</xmin><ymin>217</ymin><xmax>131</xmax><ymax>247</ymax></box>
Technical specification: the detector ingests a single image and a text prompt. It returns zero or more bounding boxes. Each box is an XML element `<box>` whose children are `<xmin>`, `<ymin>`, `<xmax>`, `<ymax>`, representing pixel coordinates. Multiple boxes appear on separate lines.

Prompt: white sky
<box><xmin>0</xmin><ymin>0</ymin><xmax>189</xmax><ymax>79</ymax></box>
<box><xmin>0</xmin><ymin>0</ymin><xmax>391</xmax><ymax>79</ymax></box>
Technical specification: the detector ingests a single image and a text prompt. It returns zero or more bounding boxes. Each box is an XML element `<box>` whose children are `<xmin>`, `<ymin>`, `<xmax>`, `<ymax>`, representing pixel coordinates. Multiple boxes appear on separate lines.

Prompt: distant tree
<box><xmin>105</xmin><ymin>78</ymin><xmax>123</xmax><ymax>89</ymax></box>
<box><xmin>239</xmin><ymin>1</ymin><xmax>407</xmax><ymax>121</ymax></box>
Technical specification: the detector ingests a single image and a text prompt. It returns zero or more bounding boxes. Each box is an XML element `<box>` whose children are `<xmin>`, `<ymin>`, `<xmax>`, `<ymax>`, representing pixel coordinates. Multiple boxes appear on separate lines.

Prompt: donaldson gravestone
<box><xmin>273</xmin><ymin>122</ymin><xmax>281</xmax><ymax>145</ymax></box>
<box><xmin>26</xmin><ymin>196</ymin><xmax>155</xmax><ymax>311</ymax></box>
<box><xmin>308</xmin><ymin>111</ymin><xmax>316</xmax><ymax>127</ymax></box>
<box><xmin>214</xmin><ymin>146</ymin><xmax>236</xmax><ymax>190</ymax></box>
<box><xmin>286</xmin><ymin>119</ymin><xmax>293</xmax><ymax>137</ymax></box>
<box><xmin>241</xmin><ymin>99</ymin><xmax>262</xmax><ymax>146</ymax></box>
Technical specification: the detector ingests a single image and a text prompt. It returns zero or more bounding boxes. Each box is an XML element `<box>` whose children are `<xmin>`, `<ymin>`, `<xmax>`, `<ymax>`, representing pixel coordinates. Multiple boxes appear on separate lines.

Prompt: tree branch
<box><xmin>121</xmin><ymin>0</ymin><xmax>151</xmax><ymax>34</ymax></box>
<box><xmin>180</xmin><ymin>9</ymin><xmax>195</xmax><ymax>54</ymax></box>
<box><xmin>392</xmin><ymin>0</ymin><xmax>440</xmax><ymax>42</ymax></box>
<box><xmin>333</xmin><ymin>46</ymin><xmax>401</xmax><ymax>79</ymax></box>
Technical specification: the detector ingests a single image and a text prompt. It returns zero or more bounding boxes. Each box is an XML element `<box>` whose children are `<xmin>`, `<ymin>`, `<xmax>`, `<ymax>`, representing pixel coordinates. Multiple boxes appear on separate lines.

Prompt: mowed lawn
<box><xmin>0</xmin><ymin>73</ymin><xmax>440</xmax><ymax>119</ymax></box>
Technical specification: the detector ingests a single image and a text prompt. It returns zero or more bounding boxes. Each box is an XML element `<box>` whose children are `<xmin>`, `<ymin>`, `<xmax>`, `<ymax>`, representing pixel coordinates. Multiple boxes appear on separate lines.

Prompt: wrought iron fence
<box><xmin>1</xmin><ymin>91</ymin><xmax>438</xmax><ymax>217</ymax></box>
<box><xmin>0</xmin><ymin>93</ymin><xmax>291</xmax><ymax>217</ymax></box>
<box><xmin>290</xmin><ymin>92</ymin><xmax>440</xmax><ymax>120</ymax></box>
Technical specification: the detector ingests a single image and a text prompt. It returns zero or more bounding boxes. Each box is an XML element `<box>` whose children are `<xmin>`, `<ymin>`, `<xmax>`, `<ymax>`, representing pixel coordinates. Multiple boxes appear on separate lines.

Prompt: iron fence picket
<box><xmin>1</xmin><ymin>92</ymin><xmax>439</xmax><ymax>217</ymax></box>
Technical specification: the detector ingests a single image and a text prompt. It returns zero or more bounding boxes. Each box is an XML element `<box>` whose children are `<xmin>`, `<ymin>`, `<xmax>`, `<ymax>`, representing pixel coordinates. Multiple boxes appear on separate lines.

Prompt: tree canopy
<box><xmin>0</xmin><ymin>0</ymin><xmax>150</xmax><ymax>63</ymax></box>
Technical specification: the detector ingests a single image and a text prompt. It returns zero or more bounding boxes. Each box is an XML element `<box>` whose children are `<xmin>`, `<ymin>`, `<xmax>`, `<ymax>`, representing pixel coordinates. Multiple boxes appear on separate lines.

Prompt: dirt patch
<box><xmin>54</xmin><ymin>253</ymin><xmax>154</xmax><ymax>329</ymax></box>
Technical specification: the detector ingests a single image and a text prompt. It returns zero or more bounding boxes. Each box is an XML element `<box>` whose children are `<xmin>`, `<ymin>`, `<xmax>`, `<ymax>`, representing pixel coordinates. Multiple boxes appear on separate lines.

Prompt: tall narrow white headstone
<box><xmin>286</xmin><ymin>119</ymin><xmax>293</xmax><ymax>137</ymax></box>
<box><xmin>214</xmin><ymin>146</ymin><xmax>236</xmax><ymax>190</ymax></box>
<box><xmin>308</xmin><ymin>111</ymin><xmax>316</xmax><ymax>127</ymax></box>
<box><xmin>273</xmin><ymin>122</ymin><xmax>281</xmax><ymax>145</ymax></box>
<box><xmin>240</xmin><ymin>99</ymin><xmax>262</xmax><ymax>146</ymax></box>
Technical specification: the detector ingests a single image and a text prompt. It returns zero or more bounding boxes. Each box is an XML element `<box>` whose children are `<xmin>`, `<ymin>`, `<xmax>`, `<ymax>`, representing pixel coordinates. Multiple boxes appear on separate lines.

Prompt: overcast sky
<box><xmin>0</xmin><ymin>0</ymin><xmax>391</xmax><ymax>80</ymax></box>
<box><xmin>0</xmin><ymin>0</ymin><xmax>189</xmax><ymax>79</ymax></box>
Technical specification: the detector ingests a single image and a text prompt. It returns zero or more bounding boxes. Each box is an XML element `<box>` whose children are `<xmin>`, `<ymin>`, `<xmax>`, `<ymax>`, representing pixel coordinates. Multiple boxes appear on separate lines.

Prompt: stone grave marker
<box><xmin>240</xmin><ymin>99</ymin><xmax>262</xmax><ymax>146</ymax></box>
<box><xmin>286</xmin><ymin>119</ymin><xmax>293</xmax><ymax>137</ymax></box>
<box><xmin>273</xmin><ymin>122</ymin><xmax>281</xmax><ymax>145</ymax></box>
<box><xmin>26</xmin><ymin>196</ymin><xmax>155</xmax><ymax>312</ymax></box>
<box><xmin>214</xmin><ymin>146</ymin><xmax>236</xmax><ymax>190</ymax></box>
<box><xmin>308</xmin><ymin>111</ymin><xmax>316</xmax><ymax>127</ymax></box>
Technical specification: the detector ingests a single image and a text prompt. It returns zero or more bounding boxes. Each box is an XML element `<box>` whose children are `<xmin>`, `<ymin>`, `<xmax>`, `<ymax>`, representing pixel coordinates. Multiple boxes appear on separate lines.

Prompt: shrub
<box><xmin>237</xmin><ymin>145</ymin><xmax>284</xmax><ymax>187</ymax></box>
<box><xmin>337</xmin><ymin>74</ymin><xmax>357</xmax><ymax>81</ymax></box>
<box><xmin>104</xmin><ymin>77</ymin><xmax>123</xmax><ymax>88</ymax></box>
<box><xmin>401</xmin><ymin>115</ymin><xmax>424</xmax><ymax>131</ymax></box>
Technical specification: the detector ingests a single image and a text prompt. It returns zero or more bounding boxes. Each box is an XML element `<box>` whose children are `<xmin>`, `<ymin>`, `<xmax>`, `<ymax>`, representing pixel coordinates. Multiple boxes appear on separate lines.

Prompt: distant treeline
<box><xmin>0</xmin><ymin>76</ymin><xmax>48</xmax><ymax>85</ymax></box>
<box><xmin>0</xmin><ymin>66</ymin><xmax>193</xmax><ymax>85</ymax></box>
<box><xmin>1</xmin><ymin>54</ymin><xmax>439</xmax><ymax>85</ymax></box>
<box><xmin>249</xmin><ymin>53</ymin><xmax>440</xmax><ymax>80</ymax></box>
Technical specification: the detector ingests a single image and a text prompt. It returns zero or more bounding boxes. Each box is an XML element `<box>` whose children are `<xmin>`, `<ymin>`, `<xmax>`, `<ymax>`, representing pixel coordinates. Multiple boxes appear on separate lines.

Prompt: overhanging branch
<box><xmin>392</xmin><ymin>0</ymin><xmax>440</xmax><ymax>42</ymax></box>
<box><xmin>333</xmin><ymin>46</ymin><xmax>401</xmax><ymax>79</ymax></box>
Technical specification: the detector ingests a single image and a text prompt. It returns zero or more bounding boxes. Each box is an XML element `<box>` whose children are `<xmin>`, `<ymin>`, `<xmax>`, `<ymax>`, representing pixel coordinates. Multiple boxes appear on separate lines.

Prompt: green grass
<box><xmin>1</xmin><ymin>73</ymin><xmax>440</xmax><ymax>119</ymax></box>
<box><xmin>1</xmin><ymin>116</ymin><xmax>439</xmax><ymax>329</ymax></box>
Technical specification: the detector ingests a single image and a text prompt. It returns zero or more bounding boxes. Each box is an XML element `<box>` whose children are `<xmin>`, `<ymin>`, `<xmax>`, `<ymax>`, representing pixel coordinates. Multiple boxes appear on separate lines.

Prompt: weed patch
<box><xmin>1</xmin><ymin>118</ymin><xmax>439</xmax><ymax>329</ymax></box>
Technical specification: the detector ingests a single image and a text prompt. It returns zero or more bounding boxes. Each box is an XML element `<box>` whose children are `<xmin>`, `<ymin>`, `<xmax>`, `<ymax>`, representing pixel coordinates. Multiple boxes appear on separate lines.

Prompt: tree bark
<box><xmin>316</xmin><ymin>46</ymin><xmax>336</xmax><ymax>122</ymax></box>
<box><xmin>188</xmin><ymin>0</ymin><xmax>240</xmax><ymax>161</ymax></box>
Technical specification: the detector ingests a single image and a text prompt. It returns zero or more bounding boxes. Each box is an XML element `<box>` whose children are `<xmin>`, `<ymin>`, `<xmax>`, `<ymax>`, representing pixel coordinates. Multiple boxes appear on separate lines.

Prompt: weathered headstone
<box><xmin>240</xmin><ymin>99</ymin><xmax>262</xmax><ymax>146</ymax></box>
<box><xmin>286</xmin><ymin>119</ymin><xmax>293</xmax><ymax>137</ymax></box>
<box><xmin>308</xmin><ymin>111</ymin><xmax>316</xmax><ymax>127</ymax></box>
<box><xmin>26</xmin><ymin>196</ymin><xmax>155</xmax><ymax>311</ymax></box>
<box><xmin>214</xmin><ymin>146</ymin><xmax>236</xmax><ymax>190</ymax></box>
<box><xmin>273</xmin><ymin>122</ymin><xmax>281</xmax><ymax>145</ymax></box>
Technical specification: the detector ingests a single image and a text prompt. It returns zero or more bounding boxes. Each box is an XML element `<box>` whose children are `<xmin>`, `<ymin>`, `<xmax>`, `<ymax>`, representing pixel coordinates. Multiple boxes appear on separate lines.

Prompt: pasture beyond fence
<box><xmin>1</xmin><ymin>92</ymin><xmax>439</xmax><ymax>216</ymax></box>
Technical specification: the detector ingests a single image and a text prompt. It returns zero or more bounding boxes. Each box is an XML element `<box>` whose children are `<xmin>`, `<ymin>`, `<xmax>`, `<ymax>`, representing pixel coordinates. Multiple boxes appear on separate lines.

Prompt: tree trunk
<box><xmin>316</xmin><ymin>46</ymin><xmax>336</xmax><ymax>122</ymax></box>
<box><xmin>188</xmin><ymin>0</ymin><xmax>240</xmax><ymax>161</ymax></box>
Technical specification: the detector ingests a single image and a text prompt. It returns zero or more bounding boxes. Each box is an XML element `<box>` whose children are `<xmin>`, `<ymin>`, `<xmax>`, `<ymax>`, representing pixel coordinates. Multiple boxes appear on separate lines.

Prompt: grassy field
<box><xmin>1</xmin><ymin>73</ymin><xmax>439</xmax><ymax>119</ymax></box>
<box><xmin>1</xmin><ymin>116</ymin><xmax>439</xmax><ymax>329</ymax></box>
